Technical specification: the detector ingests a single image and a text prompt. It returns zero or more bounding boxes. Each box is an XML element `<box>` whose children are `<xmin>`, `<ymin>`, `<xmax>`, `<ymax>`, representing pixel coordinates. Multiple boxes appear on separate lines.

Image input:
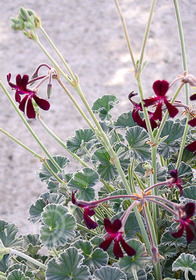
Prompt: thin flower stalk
<box><xmin>39</xmin><ymin>117</ymin><xmax>90</xmax><ymax>168</ymax></box>
<box><xmin>114</xmin><ymin>0</ymin><xmax>136</xmax><ymax>71</ymax></box>
<box><xmin>146</xmin><ymin>198</ymin><xmax>178</xmax><ymax>216</ymax></box>
<box><xmin>40</xmin><ymin>26</ymin><xmax>75</xmax><ymax>82</ymax></box>
<box><xmin>173</xmin><ymin>0</ymin><xmax>191</xmax><ymax>169</ymax></box>
<box><xmin>9</xmin><ymin>248</ymin><xmax>46</xmax><ymax>270</ymax></box>
<box><xmin>137</xmin><ymin>0</ymin><xmax>157</xmax><ymax>76</ymax></box>
<box><xmin>0</xmin><ymin>81</ymin><xmax>62</xmax><ymax>173</ymax></box>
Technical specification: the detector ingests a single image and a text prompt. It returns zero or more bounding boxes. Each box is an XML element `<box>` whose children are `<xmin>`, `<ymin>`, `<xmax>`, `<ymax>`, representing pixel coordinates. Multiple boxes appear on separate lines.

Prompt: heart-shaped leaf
<box><xmin>92</xmin><ymin>95</ymin><xmax>119</xmax><ymax>121</ymax></box>
<box><xmin>125</xmin><ymin>213</ymin><xmax>140</xmax><ymax>239</ymax></box>
<box><xmin>172</xmin><ymin>253</ymin><xmax>196</xmax><ymax>275</ymax></box>
<box><xmin>93</xmin><ymin>266</ymin><xmax>127</xmax><ymax>280</ymax></box>
<box><xmin>40</xmin><ymin>204</ymin><xmax>75</xmax><ymax>248</ymax></box>
<box><xmin>125</xmin><ymin>127</ymin><xmax>151</xmax><ymax>161</ymax></box>
<box><xmin>68</xmin><ymin>168</ymin><xmax>99</xmax><ymax>201</ymax></box>
<box><xmin>46</xmin><ymin>247</ymin><xmax>91</xmax><ymax>280</ymax></box>
<box><xmin>6</xmin><ymin>264</ymin><xmax>34</xmax><ymax>280</ymax></box>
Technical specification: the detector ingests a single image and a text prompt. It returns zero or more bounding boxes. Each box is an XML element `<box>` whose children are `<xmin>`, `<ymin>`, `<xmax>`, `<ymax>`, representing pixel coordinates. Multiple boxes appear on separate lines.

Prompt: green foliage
<box><xmin>40</xmin><ymin>204</ymin><xmax>76</xmax><ymax>248</ymax></box>
<box><xmin>172</xmin><ymin>253</ymin><xmax>196</xmax><ymax>276</ymax></box>
<box><xmin>93</xmin><ymin>266</ymin><xmax>127</xmax><ymax>280</ymax></box>
<box><xmin>0</xmin><ymin>220</ymin><xmax>23</xmax><ymax>249</ymax></box>
<box><xmin>46</xmin><ymin>247</ymin><xmax>91</xmax><ymax>280</ymax></box>
<box><xmin>92</xmin><ymin>95</ymin><xmax>119</xmax><ymax>121</ymax></box>
<box><xmin>67</xmin><ymin>168</ymin><xmax>99</xmax><ymax>201</ymax></box>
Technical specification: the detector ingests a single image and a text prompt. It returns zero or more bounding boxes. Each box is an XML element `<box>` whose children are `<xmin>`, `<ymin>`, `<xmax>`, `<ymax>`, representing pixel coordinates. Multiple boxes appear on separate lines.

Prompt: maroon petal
<box><xmin>26</xmin><ymin>98</ymin><xmax>36</xmax><ymax>118</ymax></box>
<box><xmin>150</xmin><ymin>118</ymin><xmax>158</xmax><ymax>130</ymax></box>
<box><xmin>164</xmin><ymin>100</ymin><xmax>179</xmax><ymax>118</ymax></box>
<box><xmin>83</xmin><ymin>211</ymin><xmax>98</xmax><ymax>229</ymax></box>
<box><xmin>120</xmin><ymin>238</ymin><xmax>136</xmax><ymax>256</ymax></box>
<box><xmin>113</xmin><ymin>240</ymin><xmax>123</xmax><ymax>258</ymax></box>
<box><xmin>33</xmin><ymin>95</ymin><xmax>50</xmax><ymax>111</ymax></box>
<box><xmin>15</xmin><ymin>92</ymin><xmax>21</xmax><ymax>103</ymax></box>
<box><xmin>171</xmin><ymin>224</ymin><xmax>184</xmax><ymax>238</ymax></box>
<box><xmin>188</xmin><ymin>118</ymin><xmax>196</xmax><ymax>127</ymax></box>
<box><xmin>186</xmin><ymin>140</ymin><xmax>196</xmax><ymax>154</ymax></box>
<box><xmin>153</xmin><ymin>102</ymin><xmax>162</xmax><ymax>121</ymax></box>
<box><xmin>19</xmin><ymin>95</ymin><xmax>28</xmax><ymax>112</ymax></box>
<box><xmin>185</xmin><ymin>221</ymin><xmax>196</xmax><ymax>244</ymax></box>
<box><xmin>99</xmin><ymin>236</ymin><xmax>113</xmax><ymax>251</ymax></box>
<box><xmin>111</xmin><ymin>219</ymin><xmax>122</xmax><ymax>233</ymax></box>
<box><xmin>143</xmin><ymin>97</ymin><xmax>158</xmax><ymax>107</ymax></box>
<box><xmin>104</xmin><ymin>218</ymin><xmax>112</xmax><ymax>233</ymax></box>
<box><xmin>153</xmin><ymin>80</ymin><xmax>169</xmax><ymax>97</ymax></box>
<box><xmin>190</xmin><ymin>94</ymin><xmax>196</xmax><ymax>101</ymax></box>
<box><xmin>184</xmin><ymin>203</ymin><xmax>195</xmax><ymax>219</ymax></box>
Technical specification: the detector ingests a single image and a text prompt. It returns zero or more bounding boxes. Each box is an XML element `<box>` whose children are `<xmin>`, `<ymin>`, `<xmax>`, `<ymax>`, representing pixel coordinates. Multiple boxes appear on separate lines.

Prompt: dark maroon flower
<box><xmin>128</xmin><ymin>92</ymin><xmax>158</xmax><ymax>130</ymax></box>
<box><xmin>169</xmin><ymin>169</ymin><xmax>183</xmax><ymax>196</ymax></box>
<box><xmin>143</xmin><ymin>80</ymin><xmax>179</xmax><ymax>121</ymax></box>
<box><xmin>190</xmin><ymin>93</ymin><xmax>196</xmax><ymax>101</ymax></box>
<box><xmin>171</xmin><ymin>202</ymin><xmax>196</xmax><ymax>244</ymax></box>
<box><xmin>186</xmin><ymin>140</ymin><xmax>196</xmax><ymax>155</ymax></box>
<box><xmin>99</xmin><ymin>217</ymin><xmax>136</xmax><ymax>258</ymax></box>
<box><xmin>188</xmin><ymin>118</ymin><xmax>196</xmax><ymax>127</ymax></box>
<box><xmin>71</xmin><ymin>191</ymin><xmax>98</xmax><ymax>229</ymax></box>
<box><xmin>7</xmin><ymin>73</ymin><xmax>50</xmax><ymax>118</ymax></box>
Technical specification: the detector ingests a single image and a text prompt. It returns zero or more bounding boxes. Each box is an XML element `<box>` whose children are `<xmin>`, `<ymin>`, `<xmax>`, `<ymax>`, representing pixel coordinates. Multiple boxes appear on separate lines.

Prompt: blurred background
<box><xmin>0</xmin><ymin>0</ymin><xmax>196</xmax><ymax>233</ymax></box>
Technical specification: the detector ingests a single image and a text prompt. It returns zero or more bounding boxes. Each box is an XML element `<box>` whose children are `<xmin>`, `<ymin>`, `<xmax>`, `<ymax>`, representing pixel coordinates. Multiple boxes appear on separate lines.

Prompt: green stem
<box><xmin>39</xmin><ymin>117</ymin><xmax>90</xmax><ymax>168</ymax></box>
<box><xmin>10</xmin><ymin>248</ymin><xmax>46</xmax><ymax>270</ymax></box>
<box><xmin>175</xmin><ymin>118</ymin><xmax>189</xmax><ymax>169</ymax></box>
<box><xmin>0</xmin><ymin>128</ymin><xmax>42</xmax><ymax>160</ymax></box>
<box><xmin>137</xmin><ymin>0</ymin><xmax>157</xmax><ymax>75</ymax></box>
<box><xmin>173</xmin><ymin>0</ymin><xmax>189</xmax><ymax>105</ymax></box>
<box><xmin>184</xmin><ymin>269</ymin><xmax>189</xmax><ymax>280</ymax></box>
<box><xmin>0</xmin><ymin>81</ymin><xmax>62</xmax><ymax>173</ymax></box>
<box><xmin>114</xmin><ymin>0</ymin><xmax>136</xmax><ymax>70</ymax></box>
<box><xmin>40</xmin><ymin>26</ymin><xmax>75</xmax><ymax>80</ymax></box>
<box><xmin>57</xmin><ymin>79</ymin><xmax>95</xmax><ymax>131</ymax></box>
<box><xmin>173</xmin><ymin>0</ymin><xmax>190</xmax><ymax>168</ymax></box>
<box><xmin>132</xmin><ymin>268</ymin><xmax>139</xmax><ymax>280</ymax></box>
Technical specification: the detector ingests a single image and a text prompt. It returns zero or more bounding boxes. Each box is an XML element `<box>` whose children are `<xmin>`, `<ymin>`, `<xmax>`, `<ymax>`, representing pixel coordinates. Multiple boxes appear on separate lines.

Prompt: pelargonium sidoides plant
<box><xmin>0</xmin><ymin>1</ymin><xmax>196</xmax><ymax>280</ymax></box>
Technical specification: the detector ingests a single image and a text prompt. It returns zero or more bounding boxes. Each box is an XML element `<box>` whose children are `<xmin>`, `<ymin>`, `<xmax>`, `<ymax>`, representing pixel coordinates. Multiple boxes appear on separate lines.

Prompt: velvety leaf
<box><xmin>92</xmin><ymin>95</ymin><xmax>119</xmax><ymax>121</ymax></box>
<box><xmin>161</xmin><ymin>227</ymin><xmax>187</xmax><ymax>247</ymax></box>
<box><xmin>29</xmin><ymin>193</ymin><xmax>65</xmax><ymax>223</ymax></box>
<box><xmin>115</xmin><ymin>111</ymin><xmax>137</xmax><ymax>129</ymax></box>
<box><xmin>119</xmin><ymin>239</ymin><xmax>149</xmax><ymax>273</ymax></box>
<box><xmin>0</xmin><ymin>220</ymin><xmax>23</xmax><ymax>249</ymax></box>
<box><xmin>168</xmin><ymin>161</ymin><xmax>193</xmax><ymax>183</ymax></box>
<box><xmin>46</xmin><ymin>247</ymin><xmax>91</xmax><ymax>280</ymax></box>
<box><xmin>158</xmin><ymin>243</ymin><xmax>177</xmax><ymax>258</ymax></box>
<box><xmin>125</xmin><ymin>127</ymin><xmax>151</xmax><ymax>161</ymax></box>
<box><xmin>7</xmin><ymin>270</ymin><xmax>30</xmax><ymax>280</ymax></box>
<box><xmin>93</xmin><ymin>266</ymin><xmax>127</xmax><ymax>280</ymax></box>
<box><xmin>40</xmin><ymin>204</ymin><xmax>75</xmax><ymax>248</ymax></box>
<box><xmin>23</xmin><ymin>234</ymin><xmax>42</xmax><ymax>255</ymax></box>
<box><xmin>172</xmin><ymin>253</ymin><xmax>196</xmax><ymax>275</ymax></box>
<box><xmin>181</xmin><ymin>186</ymin><xmax>196</xmax><ymax>201</ymax></box>
<box><xmin>126</xmin><ymin>269</ymin><xmax>147</xmax><ymax>280</ymax></box>
<box><xmin>6</xmin><ymin>264</ymin><xmax>34</xmax><ymax>280</ymax></box>
<box><xmin>39</xmin><ymin>156</ymin><xmax>69</xmax><ymax>182</ymax></box>
<box><xmin>135</xmin><ymin>162</ymin><xmax>167</xmax><ymax>182</ymax></box>
<box><xmin>158</xmin><ymin>120</ymin><xmax>185</xmax><ymax>158</ymax></box>
<box><xmin>74</xmin><ymin>240</ymin><xmax>108</xmax><ymax>269</ymax></box>
<box><xmin>93</xmin><ymin>147</ymin><xmax>118</xmax><ymax>182</ymax></box>
<box><xmin>125</xmin><ymin>213</ymin><xmax>140</xmax><ymax>239</ymax></box>
<box><xmin>66</xmin><ymin>128</ymin><xmax>97</xmax><ymax>156</ymax></box>
<box><xmin>68</xmin><ymin>168</ymin><xmax>99</xmax><ymax>201</ymax></box>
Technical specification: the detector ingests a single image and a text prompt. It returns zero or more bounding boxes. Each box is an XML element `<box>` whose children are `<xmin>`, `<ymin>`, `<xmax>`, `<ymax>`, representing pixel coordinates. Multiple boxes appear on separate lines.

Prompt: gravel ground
<box><xmin>0</xmin><ymin>0</ymin><xmax>196</xmax><ymax>234</ymax></box>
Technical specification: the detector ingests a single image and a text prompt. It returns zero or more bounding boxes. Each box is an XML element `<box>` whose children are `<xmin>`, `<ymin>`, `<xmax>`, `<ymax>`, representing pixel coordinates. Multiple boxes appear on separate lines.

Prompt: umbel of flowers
<box><xmin>0</xmin><ymin>4</ymin><xmax>196</xmax><ymax>280</ymax></box>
